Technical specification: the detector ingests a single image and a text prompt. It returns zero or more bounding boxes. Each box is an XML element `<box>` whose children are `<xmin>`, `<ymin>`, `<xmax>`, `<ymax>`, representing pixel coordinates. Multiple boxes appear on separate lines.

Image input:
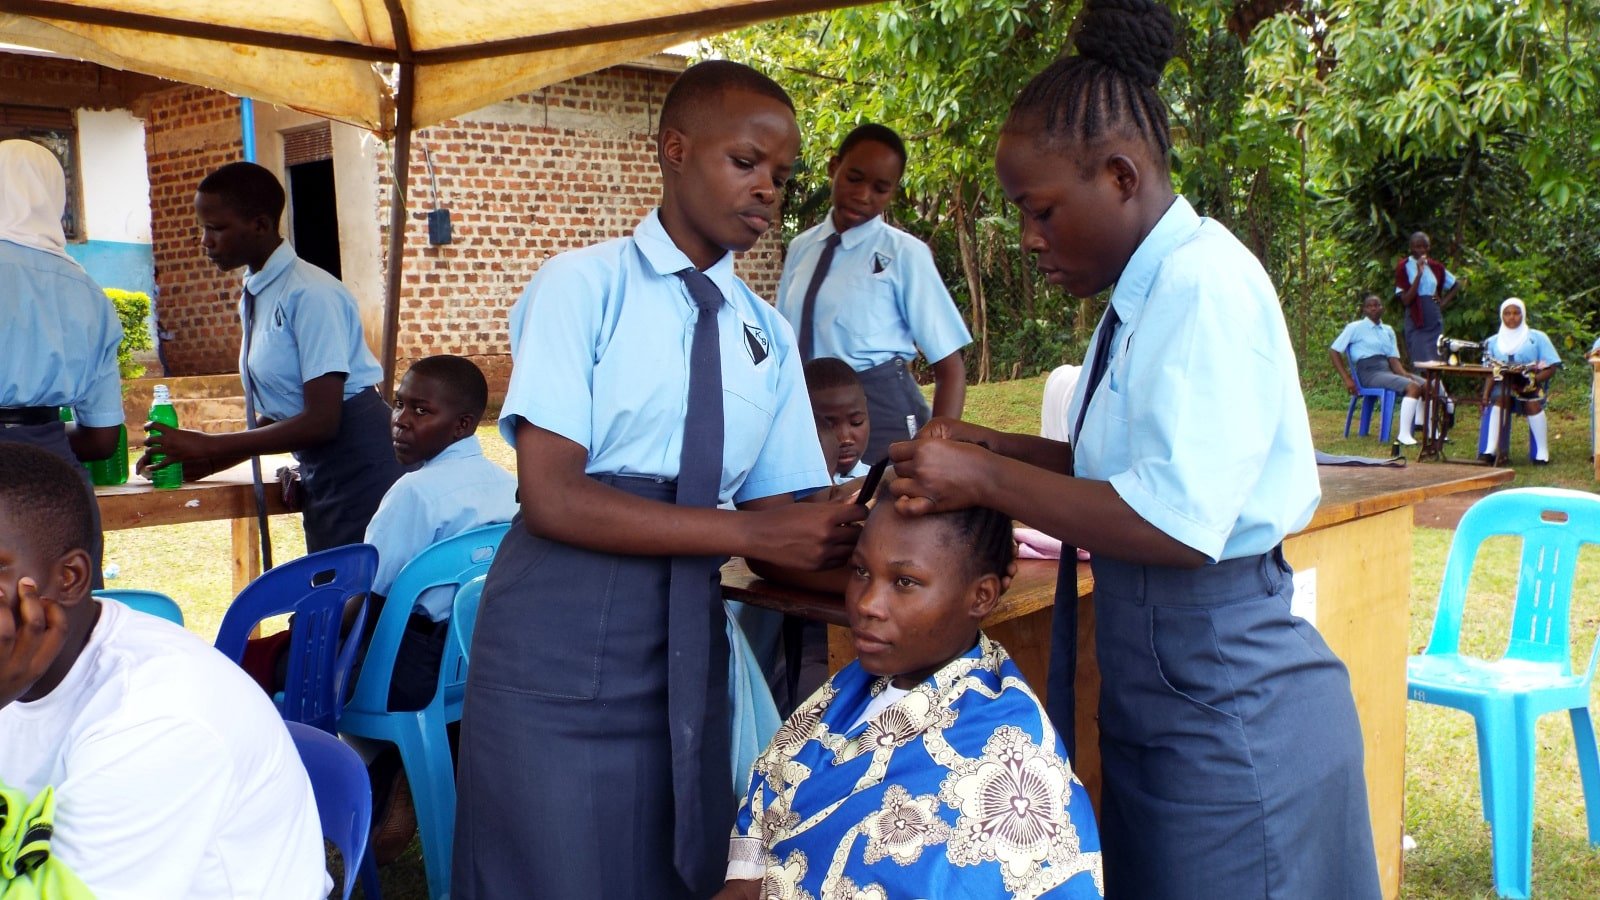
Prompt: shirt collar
<box><xmin>244</xmin><ymin>240</ymin><xmax>297</xmax><ymax>295</ymax></box>
<box><xmin>1107</xmin><ymin>196</ymin><xmax>1202</xmax><ymax>323</ymax></box>
<box><xmin>632</xmin><ymin>209</ymin><xmax>738</xmax><ymax>301</ymax></box>
<box><xmin>423</xmin><ymin>434</ymin><xmax>483</xmax><ymax>467</ymax></box>
<box><xmin>822</xmin><ymin>213</ymin><xmax>885</xmax><ymax>252</ymax></box>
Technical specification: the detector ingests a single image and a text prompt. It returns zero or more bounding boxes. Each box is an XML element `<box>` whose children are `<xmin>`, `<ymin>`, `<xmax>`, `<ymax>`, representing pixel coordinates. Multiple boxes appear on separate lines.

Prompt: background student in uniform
<box><xmin>0</xmin><ymin>140</ymin><xmax>123</xmax><ymax>586</ymax></box>
<box><xmin>1394</xmin><ymin>230</ymin><xmax>1459</xmax><ymax>365</ymax></box>
<box><xmin>886</xmin><ymin>1</ymin><xmax>1381</xmax><ymax>896</ymax></box>
<box><xmin>140</xmin><ymin>161</ymin><xmax>403</xmax><ymax>553</ymax></box>
<box><xmin>1329</xmin><ymin>292</ymin><xmax>1448</xmax><ymax>445</ymax></box>
<box><xmin>1480</xmin><ymin>296</ymin><xmax>1560</xmax><ymax>464</ymax></box>
<box><xmin>805</xmin><ymin>357</ymin><xmax>872</xmax><ymax>486</ymax></box>
<box><xmin>452</xmin><ymin>61</ymin><xmax>864</xmax><ymax>900</ymax></box>
<box><xmin>778</xmin><ymin>124</ymin><xmax>972</xmax><ymax>464</ymax></box>
<box><xmin>0</xmin><ymin>443</ymin><xmax>328</xmax><ymax>898</ymax></box>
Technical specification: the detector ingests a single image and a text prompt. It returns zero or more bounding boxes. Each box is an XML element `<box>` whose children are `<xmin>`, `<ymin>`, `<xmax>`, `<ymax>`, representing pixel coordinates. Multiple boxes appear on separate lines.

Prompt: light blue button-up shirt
<box><xmin>1067</xmin><ymin>197</ymin><xmax>1320</xmax><ymax>562</ymax></box>
<box><xmin>364</xmin><ymin>434</ymin><xmax>518</xmax><ymax>620</ymax></box>
<box><xmin>1485</xmin><ymin>330</ymin><xmax>1561</xmax><ymax>368</ymax></box>
<box><xmin>776</xmin><ymin>215</ymin><xmax>972</xmax><ymax>369</ymax></box>
<box><xmin>239</xmin><ymin>241</ymin><xmax>383</xmax><ymax>422</ymax></box>
<box><xmin>0</xmin><ymin>240</ymin><xmax>124</xmax><ymax>426</ymax></box>
<box><xmin>1397</xmin><ymin>257</ymin><xmax>1457</xmax><ymax>298</ymax></box>
<box><xmin>1330</xmin><ymin>318</ymin><xmax>1400</xmax><ymax>363</ymax></box>
<box><xmin>500</xmin><ymin>210</ymin><xmax>830</xmax><ymax>505</ymax></box>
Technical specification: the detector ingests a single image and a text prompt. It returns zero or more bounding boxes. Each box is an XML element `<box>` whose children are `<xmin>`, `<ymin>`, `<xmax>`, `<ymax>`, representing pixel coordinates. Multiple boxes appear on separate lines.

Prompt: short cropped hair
<box><xmin>406</xmin><ymin>355</ymin><xmax>489</xmax><ymax>419</ymax></box>
<box><xmin>803</xmin><ymin>357</ymin><xmax>862</xmax><ymax>395</ymax></box>
<box><xmin>0</xmin><ymin>443</ymin><xmax>94</xmax><ymax>563</ymax></box>
<box><xmin>197</xmin><ymin>161</ymin><xmax>286</xmax><ymax>223</ymax></box>
<box><xmin>837</xmin><ymin>123</ymin><xmax>908</xmax><ymax>169</ymax></box>
<box><xmin>660</xmin><ymin>60</ymin><xmax>793</xmax><ymax>136</ymax></box>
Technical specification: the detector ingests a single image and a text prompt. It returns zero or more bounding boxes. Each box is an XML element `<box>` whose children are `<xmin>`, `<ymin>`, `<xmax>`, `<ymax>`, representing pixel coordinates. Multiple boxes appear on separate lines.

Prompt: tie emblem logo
<box><xmin>871</xmin><ymin>252</ymin><xmax>891</xmax><ymax>274</ymax></box>
<box><xmin>273</xmin><ymin>305</ymin><xmax>286</xmax><ymax>328</ymax></box>
<box><xmin>742</xmin><ymin>322</ymin><xmax>770</xmax><ymax>365</ymax></box>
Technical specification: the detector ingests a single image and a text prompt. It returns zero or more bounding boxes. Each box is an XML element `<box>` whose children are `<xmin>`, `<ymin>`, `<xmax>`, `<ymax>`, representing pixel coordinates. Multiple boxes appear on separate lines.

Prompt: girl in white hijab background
<box><xmin>1480</xmin><ymin>297</ymin><xmax>1561</xmax><ymax>463</ymax></box>
<box><xmin>0</xmin><ymin>138</ymin><xmax>125</xmax><ymax>584</ymax></box>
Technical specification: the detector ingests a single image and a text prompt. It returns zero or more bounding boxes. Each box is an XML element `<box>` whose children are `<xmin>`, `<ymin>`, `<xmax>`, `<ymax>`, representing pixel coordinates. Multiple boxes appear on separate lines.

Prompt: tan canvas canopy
<box><xmin>0</xmin><ymin>0</ymin><xmax>865</xmax><ymax>387</ymax></box>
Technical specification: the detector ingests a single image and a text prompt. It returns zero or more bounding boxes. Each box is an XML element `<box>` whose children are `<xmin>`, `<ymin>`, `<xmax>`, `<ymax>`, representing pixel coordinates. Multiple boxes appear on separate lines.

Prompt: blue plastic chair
<box><xmin>1407</xmin><ymin>488</ymin><xmax>1600</xmax><ymax>898</ymax></box>
<box><xmin>286</xmin><ymin>721</ymin><xmax>382</xmax><ymax>900</ymax></box>
<box><xmin>1343</xmin><ymin>350</ymin><xmax>1397</xmax><ymax>442</ymax></box>
<box><xmin>340</xmin><ymin>524</ymin><xmax>508</xmax><ymax>899</ymax></box>
<box><xmin>215</xmin><ymin>544</ymin><xmax>377</xmax><ymax>734</ymax></box>
<box><xmin>92</xmin><ymin>588</ymin><xmax>184</xmax><ymax>626</ymax></box>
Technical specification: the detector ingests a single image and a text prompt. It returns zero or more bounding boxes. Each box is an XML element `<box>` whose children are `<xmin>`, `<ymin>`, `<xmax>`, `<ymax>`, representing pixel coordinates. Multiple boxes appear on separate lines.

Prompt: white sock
<box><xmin>1397</xmin><ymin>396</ymin><xmax>1418</xmax><ymax>444</ymax></box>
<box><xmin>1528</xmin><ymin>412</ymin><xmax>1549</xmax><ymax>461</ymax></box>
<box><xmin>1481</xmin><ymin>407</ymin><xmax>1502</xmax><ymax>456</ymax></box>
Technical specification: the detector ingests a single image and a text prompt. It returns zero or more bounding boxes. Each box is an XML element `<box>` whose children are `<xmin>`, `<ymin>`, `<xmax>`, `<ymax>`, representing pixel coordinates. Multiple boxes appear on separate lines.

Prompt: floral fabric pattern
<box><xmin>732</xmin><ymin>634</ymin><xmax>1103</xmax><ymax>899</ymax></box>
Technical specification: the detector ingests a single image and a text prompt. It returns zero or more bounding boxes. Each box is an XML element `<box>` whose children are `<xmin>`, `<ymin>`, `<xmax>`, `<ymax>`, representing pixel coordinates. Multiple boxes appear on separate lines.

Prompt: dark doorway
<box><xmin>287</xmin><ymin>158</ymin><xmax>342</xmax><ymax>280</ymax></box>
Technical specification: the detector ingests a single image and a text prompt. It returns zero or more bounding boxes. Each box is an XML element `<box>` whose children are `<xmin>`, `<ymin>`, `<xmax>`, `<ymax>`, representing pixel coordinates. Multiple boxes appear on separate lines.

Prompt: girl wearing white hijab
<box><xmin>1481</xmin><ymin>297</ymin><xmax>1561</xmax><ymax>463</ymax></box>
<box><xmin>0</xmin><ymin>138</ymin><xmax>126</xmax><ymax>584</ymax></box>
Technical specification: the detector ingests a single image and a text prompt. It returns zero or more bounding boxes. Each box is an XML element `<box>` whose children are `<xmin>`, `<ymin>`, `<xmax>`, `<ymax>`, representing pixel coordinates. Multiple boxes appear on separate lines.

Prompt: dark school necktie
<box><xmin>1048</xmin><ymin>303</ymin><xmax>1122</xmax><ymax>759</ymax></box>
<box><xmin>669</xmin><ymin>268</ymin><xmax>733</xmax><ymax>894</ymax></box>
<box><xmin>796</xmin><ymin>232</ymin><xmax>842</xmax><ymax>361</ymax></box>
<box><xmin>240</xmin><ymin>287</ymin><xmax>273</xmax><ymax>570</ymax></box>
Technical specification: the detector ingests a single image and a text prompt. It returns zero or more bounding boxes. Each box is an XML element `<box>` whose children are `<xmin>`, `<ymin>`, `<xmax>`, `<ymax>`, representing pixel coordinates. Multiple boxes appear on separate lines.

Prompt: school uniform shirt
<box><xmin>1484</xmin><ymin>329</ymin><xmax>1561</xmax><ymax>368</ymax></box>
<box><xmin>500</xmin><ymin>209</ymin><xmax>830</xmax><ymax>504</ymax></box>
<box><xmin>1396</xmin><ymin>257</ymin><xmax>1457</xmax><ymax>299</ymax></box>
<box><xmin>365</xmin><ymin>434</ymin><xmax>518</xmax><ymax>620</ymax></box>
<box><xmin>776</xmin><ymin>215</ymin><xmax>972</xmax><ymax>370</ymax></box>
<box><xmin>1330</xmin><ymin>318</ymin><xmax>1400</xmax><ymax>363</ymax></box>
<box><xmin>1067</xmin><ymin>196</ymin><xmax>1319</xmax><ymax>563</ymax></box>
<box><xmin>0</xmin><ymin>240</ymin><xmax>124</xmax><ymax>426</ymax></box>
<box><xmin>240</xmin><ymin>240</ymin><xmax>384</xmax><ymax>422</ymax></box>
<box><xmin>834</xmin><ymin>458</ymin><xmax>871</xmax><ymax>485</ymax></box>
<box><xmin>0</xmin><ymin>599</ymin><xmax>327</xmax><ymax>899</ymax></box>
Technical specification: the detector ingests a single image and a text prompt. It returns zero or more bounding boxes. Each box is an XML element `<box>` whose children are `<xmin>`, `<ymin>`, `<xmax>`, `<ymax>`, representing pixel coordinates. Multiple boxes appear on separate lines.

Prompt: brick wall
<box><xmin>143</xmin><ymin>64</ymin><xmax>787</xmax><ymax>389</ymax></box>
<box><xmin>140</xmin><ymin>86</ymin><xmax>243</xmax><ymax>374</ymax></box>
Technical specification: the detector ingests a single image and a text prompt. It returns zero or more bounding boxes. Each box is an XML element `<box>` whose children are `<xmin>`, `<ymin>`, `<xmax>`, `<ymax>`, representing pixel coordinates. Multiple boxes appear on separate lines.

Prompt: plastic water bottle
<box><xmin>62</xmin><ymin>408</ymin><xmax>130</xmax><ymax>486</ymax></box>
<box><xmin>147</xmin><ymin>385</ymin><xmax>182</xmax><ymax>490</ymax></box>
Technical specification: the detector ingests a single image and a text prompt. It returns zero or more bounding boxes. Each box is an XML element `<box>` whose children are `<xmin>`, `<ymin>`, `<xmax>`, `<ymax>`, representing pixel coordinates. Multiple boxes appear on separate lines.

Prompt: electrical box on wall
<box><xmin>427</xmin><ymin>208</ymin><xmax>452</xmax><ymax>245</ymax></box>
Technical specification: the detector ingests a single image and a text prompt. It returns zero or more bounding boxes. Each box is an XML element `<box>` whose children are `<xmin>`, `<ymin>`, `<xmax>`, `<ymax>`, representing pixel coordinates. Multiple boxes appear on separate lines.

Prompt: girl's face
<box><xmin>827</xmin><ymin>139</ymin><xmax>904</xmax><ymax>233</ymax></box>
<box><xmin>845</xmin><ymin>506</ymin><xmax>993</xmax><ymax>689</ymax></box>
<box><xmin>1502</xmin><ymin>304</ymin><xmax>1524</xmax><ymax>329</ymax></box>
<box><xmin>995</xmin><ymin>131</ymin><xmax>1143</xmax><ymax>298</ymax></box>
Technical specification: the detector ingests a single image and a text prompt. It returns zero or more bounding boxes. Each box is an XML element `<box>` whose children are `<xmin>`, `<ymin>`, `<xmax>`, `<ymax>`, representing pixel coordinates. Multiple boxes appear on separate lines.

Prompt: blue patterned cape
<box><xmin>730</xmin><ymin>634</ymin><xmax>1103</xmax><ymax>899</ymax></box>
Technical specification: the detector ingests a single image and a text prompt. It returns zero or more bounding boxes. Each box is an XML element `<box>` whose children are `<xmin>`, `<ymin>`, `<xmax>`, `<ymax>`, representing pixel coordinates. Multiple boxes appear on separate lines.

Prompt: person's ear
<box><xmin>455</xmin><ymin>412</ymin><xmax>479</xmax><ymax>440</ymax></box>
<box><xmin>52</xmin><ymin>548</ymin><xmax>95</xmax><ymax>608</ymax></box>
<box><xmin>660</xmin><ymin>127</ymin><xmax>690</xmax><ymax>177</ymax></box>
<box><xmin>826</xmin><ymin>154</ymin><xmax>842</xmax><ymax>179</ymax></box>
<box><xmin>968</xmin><ymin>572</ymin><xmax>1002</xmax><ymax>622</ymax></box>
<box><xmin>1107</xmin><ymin>154</ymin><xmax>1141</xmax><ymax>202</ymax></box>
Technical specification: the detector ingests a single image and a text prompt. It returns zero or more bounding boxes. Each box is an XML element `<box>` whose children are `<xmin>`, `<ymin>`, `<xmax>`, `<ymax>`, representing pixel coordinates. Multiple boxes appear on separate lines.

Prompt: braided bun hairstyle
<box><xmin>1003</xmin><ymin>0</ymin><xmax>1177</xmax><ymax>168</ymax></box>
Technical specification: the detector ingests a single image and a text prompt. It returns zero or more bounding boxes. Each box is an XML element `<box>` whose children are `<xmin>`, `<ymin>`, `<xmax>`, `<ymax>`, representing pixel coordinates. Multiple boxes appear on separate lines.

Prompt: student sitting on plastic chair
<box><xmin>0</xmin><ymin>443</ymin><xmax>327</xmax><ymax>898</ymax></box>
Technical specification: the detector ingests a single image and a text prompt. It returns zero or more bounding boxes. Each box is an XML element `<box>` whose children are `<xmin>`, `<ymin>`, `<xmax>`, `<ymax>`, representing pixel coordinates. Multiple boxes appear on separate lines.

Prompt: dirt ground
<box><xmin>1412</xmin><ymin>488</ymin><xmax>1493</xmax><ymax>530</ymax></box>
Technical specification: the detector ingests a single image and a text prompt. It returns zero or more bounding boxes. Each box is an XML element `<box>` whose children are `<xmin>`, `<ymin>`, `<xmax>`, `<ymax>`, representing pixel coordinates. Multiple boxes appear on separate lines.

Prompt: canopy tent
<box><xmin>0</xmin><ymin>0</ymin><xmax>866</xmax><ymax>391</ymax></box>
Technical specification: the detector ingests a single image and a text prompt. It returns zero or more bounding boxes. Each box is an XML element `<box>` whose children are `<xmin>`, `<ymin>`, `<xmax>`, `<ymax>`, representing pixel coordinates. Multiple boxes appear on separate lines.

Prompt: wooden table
<box><xmin>723</xmin><ymin>463</ymin><xmax>1514</xmax><ymax>900</ymax></box>
<box><xmin>96</xmin><ymin>463</ymin><xmax>291</xmax><ymax>594</ymax></box>
<box><xmin>1414</xmin><ymin>362</ymin><xmax>1499</xmax><ymax>463</ymax></box>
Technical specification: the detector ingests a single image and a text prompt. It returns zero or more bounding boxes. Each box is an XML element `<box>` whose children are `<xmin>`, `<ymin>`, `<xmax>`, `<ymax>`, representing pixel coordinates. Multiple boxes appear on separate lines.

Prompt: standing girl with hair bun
<box><xmin>887</xmin><ymin>0</ymin><xmax>1382</xmax><ymax>896</ymax></box>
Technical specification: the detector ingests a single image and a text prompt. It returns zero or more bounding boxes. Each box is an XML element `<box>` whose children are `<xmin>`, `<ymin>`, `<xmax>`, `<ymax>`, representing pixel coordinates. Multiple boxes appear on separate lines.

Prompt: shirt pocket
<box><xmin>722</xmin><ymin>383</ymin><xmax>777</xmax><ymax>496</ymax></box>
<box><xmin>1075</xmin><ymin>378</ymin><xmax>1130</xmax><ymax>481</ymax></box>
<box><xmin>827</xmin><ymin>271</ymin><xmax>904</xmax><ymax>344</ymax></box>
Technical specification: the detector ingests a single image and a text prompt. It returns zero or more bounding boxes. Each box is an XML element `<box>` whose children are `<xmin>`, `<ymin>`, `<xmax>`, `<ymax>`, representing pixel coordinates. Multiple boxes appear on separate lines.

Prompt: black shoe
<box><xmin>1479</xmin><ymin>453</ymin><xmax>1496</xmax><ymax>465</ymax></box>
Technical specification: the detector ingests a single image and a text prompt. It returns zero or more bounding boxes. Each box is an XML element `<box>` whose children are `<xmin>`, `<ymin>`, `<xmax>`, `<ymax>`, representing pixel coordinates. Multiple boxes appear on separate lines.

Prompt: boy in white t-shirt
<box><xmin>0</xmin><ymin>443</ymin><xmax>327</xmax><ymax>899</ymax></box>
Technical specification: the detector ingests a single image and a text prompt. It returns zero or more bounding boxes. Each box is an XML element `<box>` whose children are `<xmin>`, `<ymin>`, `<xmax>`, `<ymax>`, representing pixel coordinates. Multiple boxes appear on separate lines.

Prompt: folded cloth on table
<box><xmin>1014</xmin><ymin>526</ymin><xmax>1091</xmax><ymax>561</ymax></box>
<box><xmin>1314</xmin><ymin>450</ymin><xmax>1406</xmax><ymax>467</ymax></box>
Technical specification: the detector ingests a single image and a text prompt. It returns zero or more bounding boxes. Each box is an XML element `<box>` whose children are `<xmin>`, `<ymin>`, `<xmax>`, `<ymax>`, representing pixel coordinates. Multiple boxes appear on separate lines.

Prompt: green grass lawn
<box><xmin>98</xmin><ymin>374</ymin><xmax>1600</xmax><ymax>898</ymax></box>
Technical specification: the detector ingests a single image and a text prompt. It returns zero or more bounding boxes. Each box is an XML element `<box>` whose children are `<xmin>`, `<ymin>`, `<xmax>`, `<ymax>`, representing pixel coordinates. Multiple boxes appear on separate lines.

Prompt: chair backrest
<box><xmin>444</xmin><ymin>575</ymin><xmax>488</xmax><ymax>693</ymax></box>
<box><xmin>92</xmin><ymin>588</ymin><xmax>184</xmax><ymax>626</ymax></box>
<box><xmin>215</xmin><ymin>544</ymin><xmax>378</xmax><ymax>732</ymax></box>
<box><xmin>345</xmin><ymin>524</ymin><xmax>509</xmax><ymax>714</ymax></box>
<box><xmin>1424</xmin><ymin>487</ymin><xmax>1600</xmax><ymax>675</ymax></box>
<box><xmin>285</xmin><ymin>721</ymin><xmax>371</xmax><ymax>900</ymax></box>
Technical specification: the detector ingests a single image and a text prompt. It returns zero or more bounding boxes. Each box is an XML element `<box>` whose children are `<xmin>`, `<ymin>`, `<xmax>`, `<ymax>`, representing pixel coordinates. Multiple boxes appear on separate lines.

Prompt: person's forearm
<box><xmin>521</xmin><ymin>468</ymin><xmax>762</xmax><ymax>558</ymax></box>
<box><xmin>200</xmin><ymin>411</ymin><xmax>340</xmax><ymax>459</ymax></box>
<box><xmin>977</xmin><ymin>455</ymin><xmax>1207</xmax><ymax>568</ymax></box>
<box><xmin>67</xmin><ymin>423</ymin><xmax>119</xmax><ymax>462</ymax></box>
<box><xmin>989</xmin><ymin>430</ymin><xmax>1074</xmax><ymax>475</ymax></box>
<box><xmin>1329</xmin><ymin>350</ymin><xmax>1353</xmax><ymax>383</ymax></box>
<box><xmin>928</xmin><ymin>351</ymin><xmax>966</xmax><ymax>420</ymax></box>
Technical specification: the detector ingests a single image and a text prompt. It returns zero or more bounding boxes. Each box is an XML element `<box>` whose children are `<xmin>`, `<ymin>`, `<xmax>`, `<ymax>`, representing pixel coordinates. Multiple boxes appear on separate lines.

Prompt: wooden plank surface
<box><xmin>1305</xmin><ymin>463</ymin><xmax>1512</xmax><ymax>532</ymax></box>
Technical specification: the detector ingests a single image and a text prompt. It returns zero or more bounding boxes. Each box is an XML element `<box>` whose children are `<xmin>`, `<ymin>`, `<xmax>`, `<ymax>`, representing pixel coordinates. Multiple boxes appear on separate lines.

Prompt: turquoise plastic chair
<box><xmin>1407</xmin><ymin>487</ymin><xmax>1600</xmax><ymax>898</ymax></box>
<box><xmin>1343</xmin><ymin>350</ymin><xmax>1397</xmax><ymax>443</ymax></box>
<box><xmin>93</xmin><ymin>588</ymin><xmax>184</xmax><ymax>626</ymax></box>
<box><xmin>286</xmin><ymin>721</ymin><xmax>382</xmax><ymax>900</ymax></box>
<box><xmin>340</xmin><ymin>524</ymin><xmax>508</xmax><ymax>899</ymax></box>
<box><xmin>214</xmin><ymin>544</ymin><xmax>377</xmax><ymax>735</ymax></box>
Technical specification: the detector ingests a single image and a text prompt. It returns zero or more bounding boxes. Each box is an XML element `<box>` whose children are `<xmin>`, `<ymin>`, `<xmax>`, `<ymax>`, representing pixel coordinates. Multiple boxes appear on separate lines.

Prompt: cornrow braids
<box><xmin>942</xmin><ymin>505</ymin><xmax>1017</xmax><ymax>583</ymax></box>
<box><xmin>1003</xmin><ymin>0</ymin><xmax>1177</xmax><ymax>171</ymax></box>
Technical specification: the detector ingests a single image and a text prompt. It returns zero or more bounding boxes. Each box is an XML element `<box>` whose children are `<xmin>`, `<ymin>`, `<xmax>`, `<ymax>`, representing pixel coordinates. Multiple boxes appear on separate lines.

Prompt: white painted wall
<box><xmin>75</xmin><ymin>108</ymin><xmax>152</xmax><ymax>243</ymax></box>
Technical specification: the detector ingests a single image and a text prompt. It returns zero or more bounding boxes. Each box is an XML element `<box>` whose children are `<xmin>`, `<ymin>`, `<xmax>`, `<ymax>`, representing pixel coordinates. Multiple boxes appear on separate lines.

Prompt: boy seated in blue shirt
<box><xmin>364</xmin><ymin>354</ymin><xmax>517</xmax><ymax>712</ymax></box>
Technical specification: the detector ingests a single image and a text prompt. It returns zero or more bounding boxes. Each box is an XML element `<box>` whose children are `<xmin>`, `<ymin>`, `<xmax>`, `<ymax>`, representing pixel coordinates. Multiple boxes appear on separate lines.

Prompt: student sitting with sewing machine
<box><xmin>1480</xmin><ymin>297</ymin><xmax>1560</xmax><ymax>464</ymax></box>
<box><xmin>1330</xmin><ymin>293</ymin><xmax>1447</xmax><ymax>445</ymax></box>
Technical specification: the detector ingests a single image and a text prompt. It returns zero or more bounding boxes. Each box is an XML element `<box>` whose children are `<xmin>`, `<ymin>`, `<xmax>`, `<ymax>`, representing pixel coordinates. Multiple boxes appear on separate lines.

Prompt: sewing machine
<box><xmin>1437</xmin><ymin>336</ymin><xmax>1482</xmax><ymax>366</ymax></box>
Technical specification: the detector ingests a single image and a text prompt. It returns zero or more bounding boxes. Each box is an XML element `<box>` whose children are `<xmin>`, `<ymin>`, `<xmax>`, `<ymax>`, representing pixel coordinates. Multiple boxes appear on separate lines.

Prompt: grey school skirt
<box><xmin>0</xmin><ymin>420</ymin><xmax>104</xmax><ymax>589</ymax></box>
<box><xmin>453</xmin><ymin>476</ymin><xmax>729</xmax><ymax>900</ymax></box>
<box><xmin>1090</xmin><ymin>549</ymin><xmax>1381</xmax><ymax>899</ymax></box>
<box><xmin>857</xmin><ymin>357</ymin><xmax>930</xmax><ymax>465</ymax></box>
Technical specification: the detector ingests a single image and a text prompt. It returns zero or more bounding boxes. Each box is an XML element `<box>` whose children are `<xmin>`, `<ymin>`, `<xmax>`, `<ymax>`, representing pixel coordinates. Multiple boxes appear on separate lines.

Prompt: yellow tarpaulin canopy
<box><xmin>0</xmin><ymin>0</ymin><xmax>866</xmax><ymax>389</ymax></box>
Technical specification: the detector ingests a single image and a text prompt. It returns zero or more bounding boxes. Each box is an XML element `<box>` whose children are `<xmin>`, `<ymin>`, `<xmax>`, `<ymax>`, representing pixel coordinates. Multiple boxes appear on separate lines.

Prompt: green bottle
<box><xmin>59</xmin><ymin>409</ymin><xmax>129</xmax><ymax>486</ymax></box>
<box><xmin>147</xmin><ymin>384</ymin><xmax>182</xmax><ymax>490</ymax></box>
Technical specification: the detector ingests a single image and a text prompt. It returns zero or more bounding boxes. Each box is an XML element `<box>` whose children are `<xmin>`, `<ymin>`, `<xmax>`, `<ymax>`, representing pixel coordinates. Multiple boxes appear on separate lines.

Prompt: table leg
<box><xmin>231</xmin><ymin>516</ymin><xmax>261</xmax><ymax>596</ymax></box>
<box><xmin>1419</xmin><ymin>374</ymin><xmax>1442</xmax><ymax>461</ymax></box>
<box><xmin>1494</xmin><ymin>393</ymin><xmax>1514</xmax><ymax>467</ymax></box>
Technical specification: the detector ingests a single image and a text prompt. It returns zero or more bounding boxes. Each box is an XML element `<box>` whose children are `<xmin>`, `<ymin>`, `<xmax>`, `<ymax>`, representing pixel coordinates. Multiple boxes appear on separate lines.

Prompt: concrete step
<box><xmin>122</xmin><ymin>375</ymin><xmax>245</xmax><ymax>435</ymax></box>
